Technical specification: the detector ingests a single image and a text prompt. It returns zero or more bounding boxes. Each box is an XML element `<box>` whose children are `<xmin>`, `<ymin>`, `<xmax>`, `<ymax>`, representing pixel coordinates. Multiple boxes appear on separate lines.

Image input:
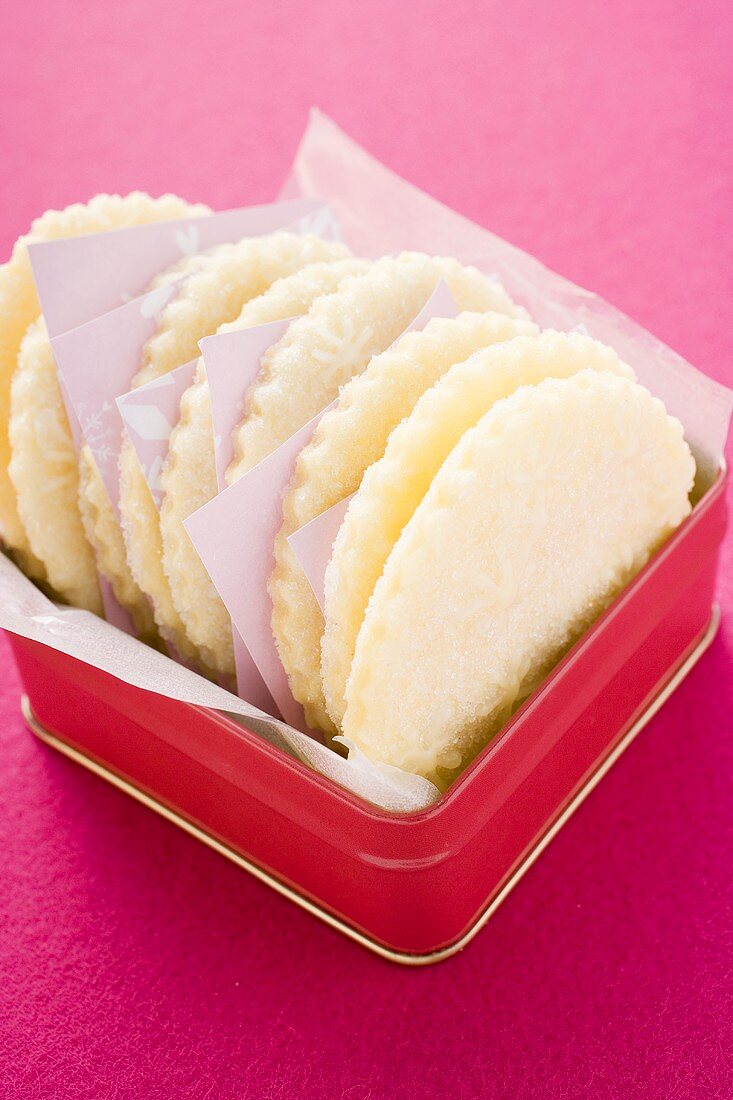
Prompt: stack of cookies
<box><xmin>0</xmin><ymin>194</ymin><xmax>695</xmax><ymax>787</ymax></box>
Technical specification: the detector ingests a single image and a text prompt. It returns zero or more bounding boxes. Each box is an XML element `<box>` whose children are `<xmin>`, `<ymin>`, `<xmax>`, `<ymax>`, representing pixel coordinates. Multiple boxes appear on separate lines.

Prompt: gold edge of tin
<box><xmin>21</xmin><ymin>605</ymin><xmax>720</xmax><ymax>967</ymax></box>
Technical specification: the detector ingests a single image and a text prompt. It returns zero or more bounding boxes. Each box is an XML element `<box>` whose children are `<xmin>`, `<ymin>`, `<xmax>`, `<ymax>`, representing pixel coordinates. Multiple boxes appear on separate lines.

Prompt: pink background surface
<box><xmin>1</xmin><ymin>2</ymin><xmax>732</xmax><ymax>1097</ymax></box>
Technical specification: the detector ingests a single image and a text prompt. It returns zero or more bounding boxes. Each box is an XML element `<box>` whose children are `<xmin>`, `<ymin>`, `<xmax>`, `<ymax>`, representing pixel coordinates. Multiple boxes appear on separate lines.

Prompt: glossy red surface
<box><xmin>8</xmin><ymin>469</ymin><xmax>727</xmax><ymax>957</ymax></box>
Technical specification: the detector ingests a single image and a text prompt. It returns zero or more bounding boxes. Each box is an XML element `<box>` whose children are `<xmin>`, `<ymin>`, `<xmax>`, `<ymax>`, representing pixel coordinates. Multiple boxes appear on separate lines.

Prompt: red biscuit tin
<box><xmin>6</xmin><ymin>465</ymin><xmax>727</xmax><ymax>964</ymax></box>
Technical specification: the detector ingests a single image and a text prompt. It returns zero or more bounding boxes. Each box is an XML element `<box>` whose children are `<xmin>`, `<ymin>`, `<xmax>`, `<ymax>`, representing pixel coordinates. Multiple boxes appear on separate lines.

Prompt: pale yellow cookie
<box><xmin>78</xmin><ymin>443</ymin><xmax>159</xmax><ymax>640</ymax></box>
<box><xmin>159</xmin><ymin>258</ymin><xmax>369</xmax><ymax>677</ymax></box>
<box><xmin>341</xmin><ymin>370</ymin><xmax>695</xmax><ymax>786</ymax></box>
<box><xmin>118</xmin><ymin>435</ymin><xmax>212</xmax><ymax>666</ymax></box>
<box><xmin>0</xmin><ymin>192</ymin><xmax>208</xmax><ymax>580</ymax></box>
<box><xmin>156</xmin><ymin>363</ymin><xmax>224</xmax><ymax>666</ymax></box>
<box><xmin>322</xmin><ymin>331</ymin><xmax>635</xmax><ymax>727</ymax></box>
<box><xmin>270</xmin><ymin>310</ymin><xmax>538</xmax><ymax>732</ymax></box>
<box><xmin>8</xmin><ymin>319</ymin><xmax>102</xmax><ymax>613</ymax></box>
<box><xmin>234</xmin><ymin>258</ymin><xmax>370</xmax><ymax>329</ymax></box>
<box><xmin>226</xmin><ymin>252</ymin><xmax>526</xmax><ymax>483</ymax></box>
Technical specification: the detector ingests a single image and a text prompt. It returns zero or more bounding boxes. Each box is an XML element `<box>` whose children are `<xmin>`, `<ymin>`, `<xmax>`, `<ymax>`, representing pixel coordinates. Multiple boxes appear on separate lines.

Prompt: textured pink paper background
<box><xmin>1</xmin><ymin>3</ymin><xmax>732</xmax><ymax>1098</ymax></box>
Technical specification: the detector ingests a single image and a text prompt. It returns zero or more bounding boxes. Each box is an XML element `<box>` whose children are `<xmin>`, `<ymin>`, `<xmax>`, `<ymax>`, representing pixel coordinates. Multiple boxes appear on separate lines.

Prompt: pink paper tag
<box><xmin>232</xmin><ymin>628</ymin><xmax>277</xmax><ymax>717</ymax></box>
<box><xmin>184</xmin><ymin>406</ymin><xmax>334</xmax><ymax>731</ymax></box>
<box><xmin>116</xmin><ymin>359</ymin><xmax>198</xmax><ymax>507</ymax></box>
<box><xmin>286</xmin><ymin>495</ymin><xmax>353</xmax><ymax>612</ymax></box>
<box><xmin>199</xmin><ymin>317</ymin><xmax>305</xmax><ymax>710</ymax></box>
<box><xmin>28</xmin><ymin>198</ymin><xmax>337</xmax><ymax>338</ymax></box>
<box><xmin>51</xmin><ymin>286</ymin><xmax>179</xmax><ymax>512</ymax></box>
<box><xmin>57</xmin><ymin>375</ymin><xmax>84</xmax><ymax>452</ymax></box>
<box><xmin>201</xmin><ymin>318</ymin><xmax>294</xmax><ymax>490</ymax></box>
<box><xmin>184</xmin><ymin>278</ymin><xmax>458</xmax><ymax>725</ymax></box>
<box><xmin>115</xmin><ymin>353</ymin><xmax>274</xmax><ymax>709</ymax></box>
<box><xmin>98</xmin><ymin>577</ymin><xmax>136</xmax><ymax>633</ymax></box>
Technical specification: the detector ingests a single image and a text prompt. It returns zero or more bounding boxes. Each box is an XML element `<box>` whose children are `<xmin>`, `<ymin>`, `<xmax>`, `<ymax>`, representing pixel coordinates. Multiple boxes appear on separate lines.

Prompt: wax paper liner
<box><xmin>0</xmin><ymin>554</ymin><xmax>437</xmax><ymax>812</ymax></box>
<box><xmin>2</xmin><ymin>112</ymin><xmax>732</xmax><ymax>813</ymax></box>
<box><xmin>281</xmin><ymin>110</ymin><xmax>733</xmax><ymax>480</ymax></box>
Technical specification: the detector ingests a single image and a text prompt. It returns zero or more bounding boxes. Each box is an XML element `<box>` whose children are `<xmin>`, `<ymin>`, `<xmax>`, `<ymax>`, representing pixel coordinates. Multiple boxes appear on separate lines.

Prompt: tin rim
<box><xmin>21</xmin><ymin>604</ymin><xmax>720</xmax><ymax>966</ymax></box>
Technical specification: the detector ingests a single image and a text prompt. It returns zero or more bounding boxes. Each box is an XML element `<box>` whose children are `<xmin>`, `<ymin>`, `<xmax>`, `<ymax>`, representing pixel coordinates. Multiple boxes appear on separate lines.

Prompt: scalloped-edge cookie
<box><xmin>341</xmin><ymin>370</ymin><xmax>695</xmax><ymax>786</ymax></box>
<box><xmin>226</xmin><ymin>252</ymin><xmax>526</xmax><ymax>484</ymax></box>
<box><xmin>322</xmin><ymin>331</ymin><xmax>635</xmax><ymax>727</ymax></box>
<box><xmin>9</xmin><ymin>319</ymin><xmax>102</xmax><ymax>613</ymax></box>
<box><xmin>271</xmin><ymin>310</ymin><xmax>538</xmax><ymax>732</ymax></box>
